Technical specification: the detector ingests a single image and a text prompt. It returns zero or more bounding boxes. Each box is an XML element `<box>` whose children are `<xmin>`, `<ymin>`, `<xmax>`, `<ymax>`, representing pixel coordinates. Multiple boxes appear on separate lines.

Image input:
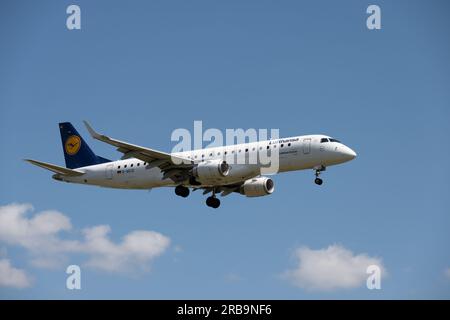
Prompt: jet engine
<box><xmin>192</xmin><ymin>160</ymin><xmax>230</xmax><ymax>183</ymax></box>
<box><xmin>240</xmin><ymin>177</ymin><xmax>274</xmax><ymax>197</ymax></box>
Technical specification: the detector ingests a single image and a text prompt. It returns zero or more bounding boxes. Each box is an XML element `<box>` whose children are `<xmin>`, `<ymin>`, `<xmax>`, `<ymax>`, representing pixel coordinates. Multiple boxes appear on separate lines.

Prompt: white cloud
<box><xmin>283</xmin><ymin>244</ymin><xmax>386</xmax><ymax>291</ymax></box>
<box><xmin>0</xmin><ymin>203</ymin><xmax>170</xmax><ymax>274</ymax></box>
<box><xmin>81</xmin><ymin>226</ymin><xmax>170</xmax><ymax>273</ymax></box>
<box><xmin>0</xmin><ymin>203</ymin><xmax>79</xmax><ymax>268</ymax></box>
<box><xmin>0</xmin><ymin>259</ymin><xmax>32</xmax><ymax>288</ymax></box>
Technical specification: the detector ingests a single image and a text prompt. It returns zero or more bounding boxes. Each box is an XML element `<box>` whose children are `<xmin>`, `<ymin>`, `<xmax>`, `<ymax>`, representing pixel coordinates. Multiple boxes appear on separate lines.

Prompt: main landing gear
<box><xmin>175</xmin><ymin>185</ymin><xmax>190</xmax><ymax>198</ymax></box>
<box><xmin>206</xmin><ymin>188</ymin><xmax>220</xmax><ymax>209</ymax></box>
<box><xmin>175</xmin><ymin>185</ymin><xmax>220</xmax><ymax>208</ymax></box>
<box><xmin>314</xmin><ymin>166</ymin><xmax>326</xmax><ymax>185</ymax></box>
<box><xmin>206</xmin><ymin>196</ymin><xmax>220</xmax><ymax>209</ymax></box>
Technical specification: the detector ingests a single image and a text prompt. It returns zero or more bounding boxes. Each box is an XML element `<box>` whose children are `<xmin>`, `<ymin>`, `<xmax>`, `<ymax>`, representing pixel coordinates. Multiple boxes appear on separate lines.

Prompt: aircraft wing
<box><xmin>194</xmin><ymin>181</ymin><xmax>245</xmax><ymax>197</ymax></box>
<box><xmin>25</xmin><ymin>159</ymin><xmax>85</xmax><ymax>176</ymax></box>
<box><xmin>83</xmin><ymin>121</ymin><xmax>193</xmax><ymax>174</ymax></box>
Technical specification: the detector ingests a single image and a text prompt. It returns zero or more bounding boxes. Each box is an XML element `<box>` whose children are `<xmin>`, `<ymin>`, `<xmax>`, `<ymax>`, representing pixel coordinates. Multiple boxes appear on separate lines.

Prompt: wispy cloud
<box><xmin>225</xmin><ymin>272</ymin><xmax>242</xmax><ymax>283</ymax></box>
<box><xmin>444</xmin><ymin>267</ymin><xmax>450</xmax><ymax>280</ymax></box>
<box><xmin>283</xmin><ymin>244</ymin><xmax>386</xmax><ymax>291</ymax></box>
<box><xmin>0</xmin><ymin>203</ymin><xmax>171</xmax><ymax>276</ymax></box>
<box><xmin>0</xmin><ymin>258</ymin><xmax>32</xmax><ymax>289</ymax></box>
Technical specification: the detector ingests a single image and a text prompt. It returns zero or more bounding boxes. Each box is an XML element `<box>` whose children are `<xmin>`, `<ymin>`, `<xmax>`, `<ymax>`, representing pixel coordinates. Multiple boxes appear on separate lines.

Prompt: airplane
<box><xmin>25</xmin><ymin>122</ymin><xmax>357</xmax><ymax>208</ymax></box>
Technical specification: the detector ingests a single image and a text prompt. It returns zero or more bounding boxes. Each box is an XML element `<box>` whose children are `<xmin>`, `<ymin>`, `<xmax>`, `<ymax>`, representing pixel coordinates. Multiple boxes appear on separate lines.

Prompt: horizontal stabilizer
<box><xmin>25</xmin><ymin>159</ymin><xmax>85</xmax><ymax>176</ymax></box>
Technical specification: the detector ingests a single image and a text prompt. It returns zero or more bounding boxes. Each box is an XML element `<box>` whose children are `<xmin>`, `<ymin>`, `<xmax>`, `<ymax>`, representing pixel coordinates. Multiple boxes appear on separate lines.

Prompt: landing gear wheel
<box><xmin>175</xmin><ymin>185</ymin><xmax>190</xmax><ymax>198</ymax></box>
<box><xmin>314</xmin><ymin>166</ymin><xmax>325</xmax><ymax>186</ymax></box>
<box><xmin>206</xmin><ymin>196</ymin><xmax>220</xmax><ymax>208</ymax></box>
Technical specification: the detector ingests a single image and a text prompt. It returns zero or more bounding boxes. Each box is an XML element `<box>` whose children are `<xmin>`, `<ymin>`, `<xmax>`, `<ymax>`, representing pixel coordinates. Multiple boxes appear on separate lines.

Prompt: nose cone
<box><xmin>341</xmin><ymin>145</ymin><xmax>357</xmax><ymax>161</ymax></box>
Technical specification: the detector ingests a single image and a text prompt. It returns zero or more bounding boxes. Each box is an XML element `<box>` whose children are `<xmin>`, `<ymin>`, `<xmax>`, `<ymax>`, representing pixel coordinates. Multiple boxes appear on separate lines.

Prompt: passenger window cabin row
<box><xmin>116</xmin><ymin>142</ymin><xmax>296</xmax><ymax>169</ymax></box>
<box><xmin>117</xmin><ymin>162</ymin><xmax>148</xmax><ymax>169</ymax></box>
<box><xmin>187</xmin><ymin>142</ymin><xmax>292</xmax><ymax>160</ymax></box>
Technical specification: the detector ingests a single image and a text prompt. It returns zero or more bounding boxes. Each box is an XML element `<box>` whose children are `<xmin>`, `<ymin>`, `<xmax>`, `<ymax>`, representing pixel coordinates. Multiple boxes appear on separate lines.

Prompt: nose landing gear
<box><xmin>314</xmin><ymin>165</ymin><xmax>326</xmax><ymax>185</ymax></box>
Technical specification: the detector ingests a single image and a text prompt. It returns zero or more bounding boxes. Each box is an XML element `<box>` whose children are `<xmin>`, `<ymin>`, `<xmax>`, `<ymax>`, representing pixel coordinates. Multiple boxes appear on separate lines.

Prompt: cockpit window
<box><xmin>321</xmin><ymin>137</ymin><xmax>341</xmax><ymax>143</ymax></box>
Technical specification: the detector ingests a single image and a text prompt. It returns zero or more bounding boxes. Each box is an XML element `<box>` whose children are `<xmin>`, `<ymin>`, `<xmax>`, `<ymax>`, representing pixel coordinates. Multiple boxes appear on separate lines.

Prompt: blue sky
<box><xmin>0</xmin><ymin>0</ymin><xmax>449</xmax><ymax>299</ymax></box>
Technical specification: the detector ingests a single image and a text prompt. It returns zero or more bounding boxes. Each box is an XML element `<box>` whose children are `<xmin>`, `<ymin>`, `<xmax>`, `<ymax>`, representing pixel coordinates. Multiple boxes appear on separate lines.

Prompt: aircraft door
<box><xmin>105</xmin><ymin>164</ymin><xmax>113</xmax><ymax>179</ymax></box>
<box><xmin>302</xmin><ymin>138</ymin><xmax>311</xmax><ymax>154</ymax></box>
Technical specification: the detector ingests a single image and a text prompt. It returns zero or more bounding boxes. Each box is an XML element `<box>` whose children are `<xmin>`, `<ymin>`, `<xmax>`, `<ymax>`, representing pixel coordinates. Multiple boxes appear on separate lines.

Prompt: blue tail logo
<box><xmin>59</xmin><ymin>122</ymin><xmax>111</xmax><ymax>169</ymax></box>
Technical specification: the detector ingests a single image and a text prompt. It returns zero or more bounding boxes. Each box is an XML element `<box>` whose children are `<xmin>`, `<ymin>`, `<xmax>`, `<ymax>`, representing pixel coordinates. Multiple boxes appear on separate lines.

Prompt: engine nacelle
<box><xmin>192</xmin><ymin>160</ymin><xmax>230</xmax><ymax>184</ymax></box>
<box><xmin>240</xmin><ymin>177</ymin><xmax>274</xmax><ymax>197</ymax></box>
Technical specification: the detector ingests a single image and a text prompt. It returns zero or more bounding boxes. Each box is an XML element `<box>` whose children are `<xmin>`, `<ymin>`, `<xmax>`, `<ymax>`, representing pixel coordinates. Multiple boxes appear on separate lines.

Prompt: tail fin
<box><xmin>59</xmin><ymin>122</ymin><xmax>111</xmax><ymax>169</ymax></box>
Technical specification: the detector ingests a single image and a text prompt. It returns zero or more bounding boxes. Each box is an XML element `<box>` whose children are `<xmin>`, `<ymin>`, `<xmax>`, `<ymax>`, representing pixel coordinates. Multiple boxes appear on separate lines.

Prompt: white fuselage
<box><xmin>55</xmin><ymin>134</ymin><xmax>356</xmax><ymax>189</ymax></box>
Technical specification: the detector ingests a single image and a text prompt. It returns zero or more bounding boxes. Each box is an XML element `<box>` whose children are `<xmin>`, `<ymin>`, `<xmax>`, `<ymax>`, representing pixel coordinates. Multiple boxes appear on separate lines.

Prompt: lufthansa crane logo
<box><xmin>65</xmin><ymin>135</ymin><xmax>81</xmax><ymax>155</ymax></box>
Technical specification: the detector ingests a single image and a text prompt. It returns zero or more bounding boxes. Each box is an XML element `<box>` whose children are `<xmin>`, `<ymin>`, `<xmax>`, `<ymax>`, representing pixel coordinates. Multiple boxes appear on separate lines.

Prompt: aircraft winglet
<box><xmin>83</xmin><ymin>120</ymin><xmax>104</xmax><ymax>140</ymax></box>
